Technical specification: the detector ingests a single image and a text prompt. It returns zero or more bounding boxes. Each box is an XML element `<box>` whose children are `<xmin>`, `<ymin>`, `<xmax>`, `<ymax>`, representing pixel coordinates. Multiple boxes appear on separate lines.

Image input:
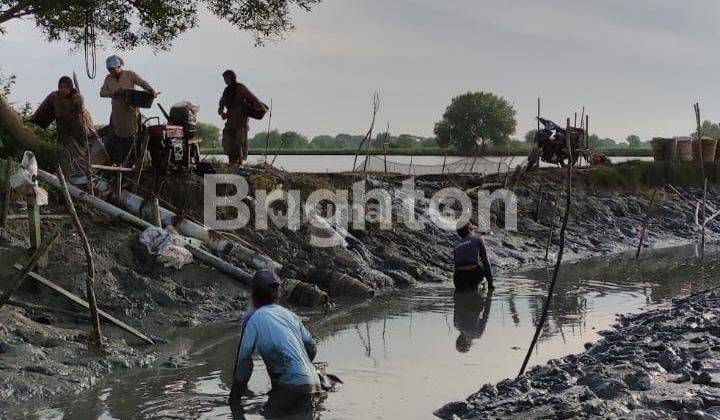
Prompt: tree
<box><xmin>0</xmin><ymin>0</ymin><xmax>321</xmax><ymax>49</ymax></box>
<box><xmin>311</xmin><ymin>135</ymin><xmax>338</xmax><ymax>149</ymax></box>
<box><xmin>250</xmin><ymin>130</ymin><xmax>282</xmax><ymax>149</ymax></box>
<box><xmin>196</xmin><ymin>122</ymin><xmax>220</xmax><ymax>148</ymax></box>
<box><xmin>280</xmin><ymin>131</ymin><xmax>309</xmax><ymax>149</ymax></box>
<box><xmin>393</xmin><ymin>134</ymin><xmax>417</xmax><ymax>149</ymax></box>
<box><xmin>434</xmin><ymin>92</ymin><xmax>516</xmax><ymax>153</ymax></box>
<box><xmin>626</xmin><ymin>134</ymin><xmax>641</xmax><ymax>148</ymax></box>
<box><xmin>0</xmin><ymin>70</ymin><xmax>15</xmax><ymax>96</ymax></box>
<box><xmin>698</xmin><ymin>120</ymin><xmax>720</xmax><ymax>140</ymax></box>
<box><xmin>524</xmin><ymin>129</ymin><xmax>538</xmax><ymax>143</ymax></box>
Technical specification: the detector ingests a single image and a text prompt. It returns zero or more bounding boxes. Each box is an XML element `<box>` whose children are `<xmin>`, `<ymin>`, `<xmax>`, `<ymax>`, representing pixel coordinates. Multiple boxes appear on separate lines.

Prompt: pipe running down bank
<box><xmin>36</xmin><ymin>168</ymin><xmax>255</xmax><ymax>285</ymax></box>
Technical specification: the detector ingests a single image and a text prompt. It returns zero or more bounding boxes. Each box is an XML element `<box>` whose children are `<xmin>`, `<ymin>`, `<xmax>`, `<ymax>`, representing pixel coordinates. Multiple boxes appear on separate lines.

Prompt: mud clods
<box><xmin>436</xmin><ymin>287</ymin><xmax>720</xmax><ymax>419</ymax></box>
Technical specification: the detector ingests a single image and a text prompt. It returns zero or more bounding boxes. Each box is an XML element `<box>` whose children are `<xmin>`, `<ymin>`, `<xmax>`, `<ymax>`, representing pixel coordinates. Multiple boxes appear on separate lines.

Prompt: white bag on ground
<box><xmin>139</xmin><ymin>226</ymin><xmax>194</xmax><ymax>269</ymax></box>
<box><xmin>10</xmin><ymin>151</ymin><xmax>48</xmax><ymax>205</ymax></box>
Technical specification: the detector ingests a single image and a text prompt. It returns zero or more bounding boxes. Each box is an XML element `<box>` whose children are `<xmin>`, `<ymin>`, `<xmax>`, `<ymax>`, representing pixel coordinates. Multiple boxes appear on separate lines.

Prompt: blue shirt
<box><xmin>234</xmin><ymin>304</ymin><xmax>320</xmax><ymax>391</ymax></box>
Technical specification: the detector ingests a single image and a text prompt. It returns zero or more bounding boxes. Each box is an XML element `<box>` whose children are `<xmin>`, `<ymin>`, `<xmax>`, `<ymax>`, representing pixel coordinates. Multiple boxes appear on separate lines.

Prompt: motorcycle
<box><xmin>526</xmin><ymin>117</ymin><xmax>586</xmax><ymax>170</ymax></box>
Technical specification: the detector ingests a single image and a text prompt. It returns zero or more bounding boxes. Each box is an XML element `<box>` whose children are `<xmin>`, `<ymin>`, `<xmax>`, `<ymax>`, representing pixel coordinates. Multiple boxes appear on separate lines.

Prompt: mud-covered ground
<box><xmin>0</xmin><ymin>164</ymin><xmax>717</xmax><ymax>417</ymax></box>
<box><xmin>436</xmin><ymin>286</ymin><xmax>720</xmax><ymax>419</ymax></box>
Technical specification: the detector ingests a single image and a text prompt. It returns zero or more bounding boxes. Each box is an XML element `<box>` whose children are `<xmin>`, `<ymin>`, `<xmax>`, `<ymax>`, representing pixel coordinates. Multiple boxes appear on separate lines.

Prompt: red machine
<box><xmin>146</xmin><ymin>103</ymin><xmax>202</xmax><ymax>174</ymax></box>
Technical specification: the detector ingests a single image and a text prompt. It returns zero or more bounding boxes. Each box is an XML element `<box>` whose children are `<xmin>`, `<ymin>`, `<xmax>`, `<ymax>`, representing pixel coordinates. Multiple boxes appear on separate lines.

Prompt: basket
<box><xmin>692</xmin><ymin>136</ymin><xmax>717</xmax><ymax>162</ymax></box>
<box><xmin>677</xmin><ymin>139</ymin><xmax>693</xmax><ymax>161</ymax></box>
<box><xmin>245</xmin><ymin>101</ymin><xmax>268</xmax><ymax>120</ymax></box>
<box><xmin>125</xmin><ymin>90</ymin><xmax>154</xmax><ymax>108</ymax></box>
<box><xmin>651</xmin><ymin>138</ymin><xmax>677</xmax><ymax>162</ymax></box>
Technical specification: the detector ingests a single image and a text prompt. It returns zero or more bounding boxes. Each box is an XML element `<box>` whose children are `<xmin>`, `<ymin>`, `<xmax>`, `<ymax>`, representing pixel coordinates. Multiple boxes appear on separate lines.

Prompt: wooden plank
<box><xmin>7</xmin><ymin>214</ymin><xmax>70</xmax><ymax>220</ymax></box>
<box><xmin>91</xmin><ymin>164</ymin><xmax>134</xmax><ymax>172</ymax></box>
<box><xmin>14</xmin><ymin>264</ymin><xmax>155</xmax><ymax>345</ymax></box>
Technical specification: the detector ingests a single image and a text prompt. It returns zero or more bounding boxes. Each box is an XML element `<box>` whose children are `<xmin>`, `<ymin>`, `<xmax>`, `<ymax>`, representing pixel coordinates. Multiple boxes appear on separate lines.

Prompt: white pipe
<box><xmin>37</xmin><ymin>169</ymin><xmax>254</xmax><ymax>284</ymax></box>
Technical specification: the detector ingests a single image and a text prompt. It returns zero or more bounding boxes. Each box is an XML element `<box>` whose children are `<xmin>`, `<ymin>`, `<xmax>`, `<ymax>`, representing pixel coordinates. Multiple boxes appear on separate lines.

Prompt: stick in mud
<box><xmin>0</xmin><ymin>222</ymin><xmax>64</xmax><ymax>310</ymax></box>
<box><xmin>7</xmin><ymin>299</ymin><xmax>91</xmax><ymax>319</ymax></box>
<box><xmin>534</xmin><ymin>184</ymin><xmax>544</xmax><ymax>222</ymax></box>
<box><xmin>519</xmin><ymin>117</ymin><xmax>574</xmax><ymax>378</ymax></box>
<box><xmin>57</xmin><ymin>167</ymin><xmax>103</xmax><ymax>349</ymax></box>
<box><xmin>1</xmin><ymin>158</ymin><xmax>10</xmax><ymax>228</ymax></box>
<box><xmin>544</xmin><ymin>190</ymin><xmax>561</xmax><ymax>261</ymax></box>
<box><xmin>702</xmin><ymin>177</ymin><xmax>708</xmax><ymax>257</ymax></box>
<box><xmin>635</xmin><ymin>189</ymin><xmax>657</xmax><ymax>259</ymax></box>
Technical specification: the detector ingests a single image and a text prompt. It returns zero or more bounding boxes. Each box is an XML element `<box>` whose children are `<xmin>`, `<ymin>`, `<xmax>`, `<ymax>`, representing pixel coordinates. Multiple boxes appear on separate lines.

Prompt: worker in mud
<box><xmin>100</xmin><ymin>55</ymin><xmax>157</xmax><ymax>165</ymax></box>
<box><xmin>453</xmin><ymin>221</ymin><xmax>495</xmax><ymax>292</ymax></box>
<box><xmin>230</xmin><ymin>270</ymin><xmax>321</xmax><ymax>416</ymax></box>
<box><xmin>218</xmin><ymin>70</ymin><xmax>264</xmax><ymax>167</ymax></box>
<box><xmin>30</xmin><ymin>76</ymin><xmax>103</xmax><ymax>178</ymax></box>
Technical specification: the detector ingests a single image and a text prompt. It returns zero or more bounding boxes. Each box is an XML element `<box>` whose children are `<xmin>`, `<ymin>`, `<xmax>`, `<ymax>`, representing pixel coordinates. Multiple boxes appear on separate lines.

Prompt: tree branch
<box><xmin>0</xmin><ymin>2</ymin><xmax>29</xmax><ymax>25</ymax></box>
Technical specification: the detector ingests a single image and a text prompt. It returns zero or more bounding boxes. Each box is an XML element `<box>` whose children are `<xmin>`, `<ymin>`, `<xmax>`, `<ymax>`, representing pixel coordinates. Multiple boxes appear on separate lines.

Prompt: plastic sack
<box><xmin>139</xmin><ymin>226</ymin><xmax>193</xmax><ymax>269</ymax></box>
<box><xmin>10</xmin><ymin>151</ymin><xmax>48</xmax><ymax>205</ymax></box>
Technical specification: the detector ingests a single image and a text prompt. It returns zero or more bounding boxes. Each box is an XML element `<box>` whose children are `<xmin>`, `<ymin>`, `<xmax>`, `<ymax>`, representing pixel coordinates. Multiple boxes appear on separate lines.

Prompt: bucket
<box><xmin>125</xmin><ymin>90</ymin><xmax>154</xmax><ymax>108</ymax></box>
<box><xmin>651</xmin><ymin>138</ymin><xmax>677</xmax><ymax>162</ymax></box>
<box><xmin>677</xmin><ymin>140</ymin><xmax>693</xmax><ymax>161</ymax></box>
<box><xmin>692</xmin><ymin>136</ymin><xmax>717</xmax><ymax>162</ymax></box>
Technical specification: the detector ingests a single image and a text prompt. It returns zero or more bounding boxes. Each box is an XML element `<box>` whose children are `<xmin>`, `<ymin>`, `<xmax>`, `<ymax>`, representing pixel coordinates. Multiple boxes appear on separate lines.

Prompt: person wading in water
<box><xmin>453</xmin><ymin>221</ymin><xmax>495</xmax><ymax>292</ymax></box>
<box><xmin>30</xmin><ymin>76</ymin><xmax>102</xmax><ymax>178</ymax></box>
<box><xmin>218</xmin><ymin>70</ymin><xmax>263</xmax><ymax>168</ymax></box>
<box><xmin>230</xmin><ymin>270</ymin><xmax>321</xmax><ymax>417</ymax></box>
<box><xmin>99</xmin><ymin>55</ymin><xmax>156</xmax><ymax>165</ymax></box>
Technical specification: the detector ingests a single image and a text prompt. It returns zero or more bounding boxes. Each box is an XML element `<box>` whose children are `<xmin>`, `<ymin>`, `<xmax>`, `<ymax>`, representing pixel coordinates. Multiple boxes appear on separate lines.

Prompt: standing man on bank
<box><xmin>100</xmin><ymin>55</ymin><xmax>157</xmax><ymax>165</ymax></box>
<box><xmin>218</xmin><ymin>70</ymin><xmax>264</xmax><ymax>167</ymax></box>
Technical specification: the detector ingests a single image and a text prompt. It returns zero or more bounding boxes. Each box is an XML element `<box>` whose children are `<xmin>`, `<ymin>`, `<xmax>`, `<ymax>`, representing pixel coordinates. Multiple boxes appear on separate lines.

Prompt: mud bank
<box><xmin>436</xmin><ymin>286</ymin><xmax>720</xmax><ymax>419</ymax></box>
<box><xmin>0</xmin><ymin>164</ymin><xmax>717</xmax><ymax>416</ymax></box>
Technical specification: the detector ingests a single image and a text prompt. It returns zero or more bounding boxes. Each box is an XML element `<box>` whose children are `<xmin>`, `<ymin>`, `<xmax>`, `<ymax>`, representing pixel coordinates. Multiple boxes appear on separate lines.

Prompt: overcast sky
<box><xmin>3</xmin><ymin>0</ymin><xmax>720</xmax><ymax>142</ymax></box>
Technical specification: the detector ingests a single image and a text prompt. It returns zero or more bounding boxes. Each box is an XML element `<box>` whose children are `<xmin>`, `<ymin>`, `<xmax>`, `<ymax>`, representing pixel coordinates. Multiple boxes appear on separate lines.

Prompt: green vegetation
<box><xmin>0</xmin><ymin>0</ymin><xmax>321</xmax><ymax>49</ymax></box>
<box><xmin>583</xmin><ymin>161</ymin><xmax>719</xmax><ymax>189</ymax></box>
<box><xmin>196</xmin><ymin>122</ymin><xmax>220</xmax><ymax>149</ymax></box>
<box><xmin>434</xmin><ymin>91</ymin><xmax>517</xmax><ymax>152</ymax></box>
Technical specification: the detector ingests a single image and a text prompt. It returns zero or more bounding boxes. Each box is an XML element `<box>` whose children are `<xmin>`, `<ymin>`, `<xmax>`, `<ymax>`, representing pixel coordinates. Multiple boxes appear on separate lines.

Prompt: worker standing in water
<box><xmin>230</xmin><ymin>270</ymin><xmax>321</xmax><ymax>416</ymax></box>
<box><xmin>100</xmin><ymin>55</ymin><xmax>156</xmax><ymax>165</ymax></box>
<box><xmin>218</xmin><ymin>70</ymin><xmax>263</xmax><ymax>168</ymax></box>
<box><xmin>453</xmin><ymin>221</ymin><xmax>495</xmax><ymax>292</ymax></box>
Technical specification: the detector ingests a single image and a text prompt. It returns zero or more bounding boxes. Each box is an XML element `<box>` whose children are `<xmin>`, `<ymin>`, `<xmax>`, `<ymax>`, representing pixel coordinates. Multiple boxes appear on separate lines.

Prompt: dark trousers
<box><xmin>106</xmin><ymin>134</ymin><xmax>137</xmax><ymax>166</ymax></box>
<box><xmin>454</xmin><ymin>267</ymin><xmax>486</xmax><ymax>292</ymax></box>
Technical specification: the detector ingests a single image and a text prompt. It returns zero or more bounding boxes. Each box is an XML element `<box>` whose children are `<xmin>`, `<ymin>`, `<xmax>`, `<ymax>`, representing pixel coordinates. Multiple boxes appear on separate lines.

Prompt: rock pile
<box><xmin>436</xmin><ymin>287</ymin><xmax>720</xmax><ymax>419</ymax></box>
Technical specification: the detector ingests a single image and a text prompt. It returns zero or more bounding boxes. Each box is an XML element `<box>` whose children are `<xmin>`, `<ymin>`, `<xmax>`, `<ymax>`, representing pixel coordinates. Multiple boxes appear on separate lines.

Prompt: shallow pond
<box><xmin>39</xmin><ymin>245</ymin><xmax>720</xmax><ymax>419</ymax></box>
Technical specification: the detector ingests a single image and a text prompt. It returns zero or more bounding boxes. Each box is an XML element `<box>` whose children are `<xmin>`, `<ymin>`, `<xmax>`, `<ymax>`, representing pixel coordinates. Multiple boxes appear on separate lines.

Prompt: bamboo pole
<box><xmin>7</xmin><ymin>299</ymin><xmax>91</xmax><ymax>319</ymax></box>
<box><xmin>519</xmin><ymin>117</ymin><xmax>575</xmax><ymax>377</ymax></box>
<box><xmin>544</xmin><ymin>190</ymin><xmax>561</xmax><ymax>261</ymax></box>
<box><xmin>635</xmin><ymin>189</ymin><xmax>657</xmax><ymax>259</ymax></box>
<box><xmin>535</xmin><ymin>184</ymin><xmax>544</xmax><ymax>222</ymax></box>
<box><xmin>1</xmin><ymin>159</ymin><xmax>10</xmax><ymax>228</ymax></box>
<box><xmin>57</xmin><ymin>167</ymin><xmax>103</xmax><ymax>348</ymax></box>
<box><xmin>0</xmin><ymin>222</ymin><xmax>64</xmax><ymax>310</ymax></box>
<box><xmin>264</xmin><ymin>99</ymin><xmax>273</xmax><ymax>163</ymax></box>
<box><xmin>702</xmin><ymin>178</ymin><xmax>708</xmax><ymax>257</ymax></box>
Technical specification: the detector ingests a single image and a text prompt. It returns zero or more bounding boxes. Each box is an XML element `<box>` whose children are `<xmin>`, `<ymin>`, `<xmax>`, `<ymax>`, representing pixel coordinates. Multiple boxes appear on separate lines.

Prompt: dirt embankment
<box><xmin>0</xmin><ymin>164</ymin><xmax>716</xmax><ymax>416</ymax></box>
<box><xmin>436</xmin><ymin>286</ymin><xmax>720</xmax><ymax>419</ymax></box>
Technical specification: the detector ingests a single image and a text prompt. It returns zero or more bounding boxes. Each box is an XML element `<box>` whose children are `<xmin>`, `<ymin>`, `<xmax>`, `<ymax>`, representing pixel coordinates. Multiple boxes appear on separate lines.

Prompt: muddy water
<box><xmin>39</xmin><ymin>245</ymin><xmax>720</xmax><ymax>419</ymax></box>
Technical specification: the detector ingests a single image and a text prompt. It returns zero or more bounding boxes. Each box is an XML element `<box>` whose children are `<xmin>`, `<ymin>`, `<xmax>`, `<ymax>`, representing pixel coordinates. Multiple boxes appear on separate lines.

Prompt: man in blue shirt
<box><xmin>230</xmin><ymin>270</ymin><xmax>321</xmax><ymax>414</ymax></box>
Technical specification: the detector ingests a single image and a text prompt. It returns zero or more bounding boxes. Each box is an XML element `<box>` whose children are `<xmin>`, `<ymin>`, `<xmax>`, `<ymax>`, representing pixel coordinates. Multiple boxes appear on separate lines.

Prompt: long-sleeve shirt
<box><xmin>218</xmin><ymin>83</ymin><xmax>260</xmax><ymax>131</ymax></box>
<box><xmin>233</xmin><ymin>304</ymin><xmax>320</xmax><ymax>393</ymax></box>
<box><xmin>100</xmin><ymin>70</ymin><xmax>153</xmax><ymax>138</ymax></box>
<box><xmin>453</xmin><ymin>234</ymin><xmax>494</xmax><ymax>281</ymax></box>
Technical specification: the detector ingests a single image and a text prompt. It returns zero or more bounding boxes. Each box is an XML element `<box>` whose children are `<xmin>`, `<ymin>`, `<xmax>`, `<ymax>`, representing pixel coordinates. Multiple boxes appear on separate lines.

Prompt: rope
<box><xmin>84</xmin><ymin>9</ymin><xmax>97</xmax><ymax>80</ymax></box>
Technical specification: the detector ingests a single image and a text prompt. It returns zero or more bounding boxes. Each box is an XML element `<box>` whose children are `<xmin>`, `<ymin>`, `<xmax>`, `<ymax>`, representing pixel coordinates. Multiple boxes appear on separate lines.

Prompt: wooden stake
<box><xmin>535</xmin><ymin>184</ymin><xmax>544</xmax><ymax>222</ymax></box>
<box><xmin>702</xmin><ymin>177</ymin><xmax>708</xmax><ymax>257</ymax></box>
<box><xmin>1</xmin><ymin>159</ymin><xmax>10</xmax><ymax>228</ymax></box>
<box><xmin>519</xmin><ymin>118</ymin><xmax>574</xmax><ymax>377</ymax></box>
<box><xmin>57</xmin><ymin>166</ymin><xmax>103</xmax><ymax>350</ymax></box>
<box><xmin>149</xmin><ymin>196</ymin><xmax>162</xmax><ymax>227</ymax></box>
<box><xmin>26</xmin><ymin>189</ymin><xmax>42</xmax><ymax>254</ymax></box>
<box><xmin>7</xmin><ymin>299</ymin><xmax>91</xmax><ymax>319</ymax></box>
<box><xmin>544</xmin><ymin>190</ymin><xmax>561</xmax><ymax>260</ymax></box>
<box><xmin>0</xmin><ymin>222</ymin><xmax>64</xmax><ymax>310</ymax></box>
<box><xmin>635</xmin><ymin>189</ymin><xmax>657</xmax><ymax>259</ymax></box>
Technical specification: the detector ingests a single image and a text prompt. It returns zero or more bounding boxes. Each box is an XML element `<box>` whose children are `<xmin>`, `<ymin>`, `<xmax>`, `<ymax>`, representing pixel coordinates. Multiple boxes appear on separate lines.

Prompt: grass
<box><xmin>582</xmin><ymin>160</ymin><xmax>718</xmax><ymax>189</ymax></box>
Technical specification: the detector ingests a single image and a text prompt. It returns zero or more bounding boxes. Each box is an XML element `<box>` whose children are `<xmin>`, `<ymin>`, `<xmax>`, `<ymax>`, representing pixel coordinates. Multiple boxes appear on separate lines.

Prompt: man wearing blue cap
<box><xmin>100</xmin><ymin>55</ymin><xmax>156</xmax><ymax>164</ymax></box>
<box><xmin>230</xmin><ymin>270</ymin><xmax>321</xmax><ymax>414</ymax></box>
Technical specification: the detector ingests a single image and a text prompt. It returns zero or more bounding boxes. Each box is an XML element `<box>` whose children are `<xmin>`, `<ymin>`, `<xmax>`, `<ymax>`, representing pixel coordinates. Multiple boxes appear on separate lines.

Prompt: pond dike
<box><xmin>0</xmin><ymin>162</ymin><xmax>718</xmax><ymax>416</ymax></box>
<box><xmin>436</xmin><ymin>286</ymin><xmax>720</xmax><ymax>419</ymax></box>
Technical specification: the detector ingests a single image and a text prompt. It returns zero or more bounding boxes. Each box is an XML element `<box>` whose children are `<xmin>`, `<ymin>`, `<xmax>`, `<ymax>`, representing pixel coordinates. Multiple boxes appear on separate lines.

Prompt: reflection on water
<box><xmin>44</xmin><ymin>245</ymin><xmax>720</xmax><ymax>419</ymax></box>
